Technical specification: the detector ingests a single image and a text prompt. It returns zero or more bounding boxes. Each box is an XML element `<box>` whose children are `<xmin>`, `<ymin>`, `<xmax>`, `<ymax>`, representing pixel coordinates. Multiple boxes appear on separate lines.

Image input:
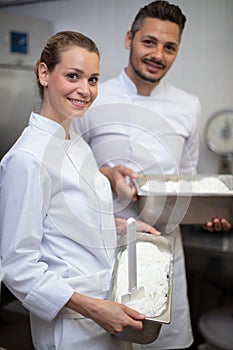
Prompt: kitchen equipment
<box><xmin>205</xmin><ymin>109</ymin><xmax>233</xmax><ymax>174</ymax></box>
<box><xmin>134</xmin><ymin>174</ymin><xmax>233</xmax><ymax>232</ymax></box>
<box><xmin>198</xmin><ymin>308</ymin><xmax>233</xmax><ymax>350</ymax></box>
<box><xmin>0</xmin><ymin>12</ymin><xmax>52</xmax><ymax>160</ymax></box>
<box><xmin>109</xmin><ymin>233</ymin><xmax>174</xmax><ymax>344</ymax></box>
<box><xmin>121</xmin><ymin>218</ymin><xmax>145</xmax><ymax>304</ymax></box>
<box><xmin>0</xmin><ymin>65</ymin><xmax>38</xmax><ymax>160</ymax></box>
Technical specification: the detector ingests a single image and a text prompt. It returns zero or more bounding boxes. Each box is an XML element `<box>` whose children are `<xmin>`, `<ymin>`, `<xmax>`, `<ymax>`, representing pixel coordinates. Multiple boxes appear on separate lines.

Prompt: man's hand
<box><xmin>202</xmin><ymin>218</ymin><xmax>232</xmax><ymax>232</ymax></box>
<box><xmin>101</xmin><ymin>165</ymin><xmax>138</xmax><ymax>202</ymax></box>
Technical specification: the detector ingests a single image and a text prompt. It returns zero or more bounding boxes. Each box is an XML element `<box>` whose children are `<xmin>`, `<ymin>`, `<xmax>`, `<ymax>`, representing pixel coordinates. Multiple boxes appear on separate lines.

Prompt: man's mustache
<box><xmin>143</xmin><ymin>57</ymin><xmax>166</xmax><ymax>69</ymax></box>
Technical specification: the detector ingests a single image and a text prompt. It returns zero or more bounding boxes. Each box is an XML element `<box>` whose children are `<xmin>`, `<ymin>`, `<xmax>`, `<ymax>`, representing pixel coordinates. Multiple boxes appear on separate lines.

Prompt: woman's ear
<box><xmin>124</xmin><ymin>30</ymin><xmax>133</xmax><ymax>50</ymax></box>
<box><xmin>38</xmin><ymin>62</ymin><xmax>49</xmax><ymax>87</ymax></box>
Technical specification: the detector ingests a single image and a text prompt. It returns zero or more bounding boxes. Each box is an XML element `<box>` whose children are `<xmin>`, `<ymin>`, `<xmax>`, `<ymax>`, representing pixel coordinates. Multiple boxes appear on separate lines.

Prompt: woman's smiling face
<box><xmin>39</xmin><ymin>46</ymin><xmax>100</xmax><ymax>124</ymax></box>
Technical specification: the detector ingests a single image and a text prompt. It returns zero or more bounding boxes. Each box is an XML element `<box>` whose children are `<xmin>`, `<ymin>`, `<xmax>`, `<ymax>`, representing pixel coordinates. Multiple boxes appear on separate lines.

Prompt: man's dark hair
<box><xmin>130</xmin><ymin>1</ymin><xmax>186</xmax><ymax>39</ymax></box>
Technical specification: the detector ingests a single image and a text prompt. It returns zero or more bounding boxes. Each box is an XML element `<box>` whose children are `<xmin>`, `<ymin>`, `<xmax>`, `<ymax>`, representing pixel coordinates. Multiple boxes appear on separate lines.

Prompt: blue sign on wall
<box><xmin>10</xmin><ymin>31</ymin><xmax>28</xmax><ymax>54</ymax></box>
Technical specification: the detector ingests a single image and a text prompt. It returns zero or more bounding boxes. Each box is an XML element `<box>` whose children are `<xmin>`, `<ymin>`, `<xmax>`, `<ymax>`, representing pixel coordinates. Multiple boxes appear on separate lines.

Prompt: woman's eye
<box><xmin>89</xmin><ymin>76</ymin><xmax>99</xmax><ymax>85</ymax></box>
<box><xmin>67</xmin><ymin>73</ymin><xmax>78</xmax><ymax>80</ymax></box>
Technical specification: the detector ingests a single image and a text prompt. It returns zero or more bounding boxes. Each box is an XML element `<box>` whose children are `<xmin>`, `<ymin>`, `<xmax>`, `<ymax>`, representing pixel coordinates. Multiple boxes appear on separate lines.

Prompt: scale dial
<box><xmin>205</xmin><ymin>110</ymin><xmax>233</xmax><ymax>156</ymax></box>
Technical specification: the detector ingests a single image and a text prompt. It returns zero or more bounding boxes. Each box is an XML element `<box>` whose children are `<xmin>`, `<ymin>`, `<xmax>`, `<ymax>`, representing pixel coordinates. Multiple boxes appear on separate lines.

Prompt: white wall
<box><xmin>2</xmin><ymin>0</ymin><xmax>233</xmax><ymax>173</ymax></box>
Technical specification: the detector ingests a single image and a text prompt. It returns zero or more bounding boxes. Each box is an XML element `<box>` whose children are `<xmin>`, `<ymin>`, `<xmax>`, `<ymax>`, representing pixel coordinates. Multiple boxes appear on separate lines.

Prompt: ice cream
<box><xmin>115</xmin><ymin>240</ymin><xmax>172</xmax><ymax>317</ymax></box>
<box><xmin>141</xmin><ymin>176</ymin><xmax>231</xmax><ymax>194</ymax></box>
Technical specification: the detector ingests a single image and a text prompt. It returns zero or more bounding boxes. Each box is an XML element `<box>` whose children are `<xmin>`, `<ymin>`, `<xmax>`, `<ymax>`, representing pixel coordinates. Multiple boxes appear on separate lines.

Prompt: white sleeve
<box><xmin>0</xmin><ymin>150</ymin><xmax>74</xmax><ymax>321</ymax></box>
<box><xmin>180</xmin><ymin>99</ymin><xmax>202</xmax><ymax>175</ymax></box>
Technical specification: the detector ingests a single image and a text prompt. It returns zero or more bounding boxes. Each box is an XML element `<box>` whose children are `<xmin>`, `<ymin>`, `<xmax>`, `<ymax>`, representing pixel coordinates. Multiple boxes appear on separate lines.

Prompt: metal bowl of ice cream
<box><xmin>109</xmin><ymin>233</ymin><xmax>174</xmax><ymax>344</ymax></box>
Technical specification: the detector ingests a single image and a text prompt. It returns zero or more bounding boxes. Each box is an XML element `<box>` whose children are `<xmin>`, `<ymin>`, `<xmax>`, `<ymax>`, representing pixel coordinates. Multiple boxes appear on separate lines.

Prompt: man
<box><xmin>73</xmin><ymin>1</ymin><xmax>231</xmax><ymax>349</ymax></box>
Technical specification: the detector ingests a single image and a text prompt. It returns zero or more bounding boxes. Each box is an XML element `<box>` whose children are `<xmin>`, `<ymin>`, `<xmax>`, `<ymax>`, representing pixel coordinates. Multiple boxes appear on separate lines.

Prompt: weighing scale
<box><xmin>204</xmin><ymin>109</ymin><xmax>233</xmax><ymax>174</ymax></box>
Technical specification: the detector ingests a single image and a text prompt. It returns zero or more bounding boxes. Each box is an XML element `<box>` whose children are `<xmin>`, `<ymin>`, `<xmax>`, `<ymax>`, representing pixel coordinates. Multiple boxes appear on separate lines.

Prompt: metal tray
<box><xmin>109</xmin><ymin>233</ymin><xmax>174</xmax><ymax>344</ymax></box>
<box><xmin>134</xmin><ymin>174</ymin><xmax>233</xmax><ymax>227</ymax></box>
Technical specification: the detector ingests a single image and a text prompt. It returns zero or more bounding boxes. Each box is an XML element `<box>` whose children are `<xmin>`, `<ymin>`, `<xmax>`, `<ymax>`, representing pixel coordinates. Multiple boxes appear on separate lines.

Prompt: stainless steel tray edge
<box><xmin>134</xmin><ymin>174</ymin><xmax>233</xmax><ymax>197</ymax></box>
<box><xmin>134</xmin><ymin>175</ymin><xmax>233</xmax><ymax>225</ymax></box>
<box><xmin>109</xmin><ymin>233</ymin><xmax>174</xmax><ymax>324</ymax></box>
<box><xmin>109</xmin><ymin>233</ymin><xmax>174</xmax><ymax>344</ymax></box>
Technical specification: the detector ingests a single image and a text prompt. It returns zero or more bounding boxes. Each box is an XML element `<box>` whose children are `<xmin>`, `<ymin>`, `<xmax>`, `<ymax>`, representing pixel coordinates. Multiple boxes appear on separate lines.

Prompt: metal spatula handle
<box><xmin>121</xmin><ymin>218</ymin><xmax>145</xmax><ymax>303</ymax></box>
<box><xmin>127</xmin><ymin>217</ymin><xmax>137</xmax><ymax>293</ymax></box>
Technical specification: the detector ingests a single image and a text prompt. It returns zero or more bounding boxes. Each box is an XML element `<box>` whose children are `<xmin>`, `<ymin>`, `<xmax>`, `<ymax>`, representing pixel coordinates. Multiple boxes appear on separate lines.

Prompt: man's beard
<box><xmin>129</xmin><ymin>53</ymin><xmax>164</xmax><ymax>84</ymax></box>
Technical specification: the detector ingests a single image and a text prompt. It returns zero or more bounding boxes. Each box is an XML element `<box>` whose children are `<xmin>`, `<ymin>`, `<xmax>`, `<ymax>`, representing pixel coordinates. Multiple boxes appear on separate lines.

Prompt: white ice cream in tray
<box><xmin>115</xmin><ymin>240</ymin><xmax>172</xmax><ymax>317</ymax></box>
<box><xmin>109</xmin><ymin>233</ymin><xmax>174</xmax><ymax>344</ymax></box>
<box><xmin>110</xmin><ymin>233</ymin><xmax>173</xmax><ymax>321</ymax></box>
<box><xmin>134</xmin><ymin>175</ymin><xmax>233</xmax><ymax>227</ymax></box>
<box><xmin>137</xmin><ymin>175</ymin><xmax>233</xmax><ymax>195</ymax></box>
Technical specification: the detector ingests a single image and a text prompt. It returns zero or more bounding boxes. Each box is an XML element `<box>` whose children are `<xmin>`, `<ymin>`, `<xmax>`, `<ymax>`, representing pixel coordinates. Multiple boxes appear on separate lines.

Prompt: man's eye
<box><xmin>143</xmin><ymin>40</ymin><xmax>154</xmax><ymax>46</ymax></box>
<box><xmin>165</xmin><ymin>45</ymin><xmax>176</xmax><ymax>53</ymax></box>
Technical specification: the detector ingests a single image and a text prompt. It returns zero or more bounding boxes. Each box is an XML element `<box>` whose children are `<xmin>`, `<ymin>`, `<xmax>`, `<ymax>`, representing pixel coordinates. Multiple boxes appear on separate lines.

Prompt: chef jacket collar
<box><xmin>120</xmin><ymin>68</ymin><xmax>163</xmax><ymax>98</ymax></box>
<box><xmin>29</xmin><ymin>112</ymin><xmax>76</xmax><ymax>140</ymax></box>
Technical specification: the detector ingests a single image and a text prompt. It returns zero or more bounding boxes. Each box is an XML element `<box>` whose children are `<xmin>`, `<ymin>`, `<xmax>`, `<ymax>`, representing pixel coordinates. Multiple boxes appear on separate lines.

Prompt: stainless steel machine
<box><xmin>205</xmin><ymin>109</ymin><xmax>233</xmax><ymax>174</ymax></box>
<box><xmin>0</xmin><ymin>11</ymin><xmax>52</xmax><ymax>159</ymax></box>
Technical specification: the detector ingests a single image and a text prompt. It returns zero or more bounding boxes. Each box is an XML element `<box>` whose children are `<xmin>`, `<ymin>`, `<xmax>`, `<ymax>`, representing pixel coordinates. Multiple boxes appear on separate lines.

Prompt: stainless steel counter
<box><xmin>180</xmin><ymin>225</ymin><xmax>233</xmax><ymax>348</ymax></box>
<box><xmin>181</xmin><ymin>225</ymin><xmax>233</xmax><ymax>252</ymax></box>
<box><xmin>181</xmin><ymin>225</ymin><xmax>233</xmax><ymax>279</ymax></box>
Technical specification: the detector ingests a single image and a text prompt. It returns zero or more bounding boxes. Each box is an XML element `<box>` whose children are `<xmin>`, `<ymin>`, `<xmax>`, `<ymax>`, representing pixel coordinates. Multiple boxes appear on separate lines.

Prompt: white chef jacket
<box><xmin>0</xmin><ymin>112</ymin><xmax>120</xmax><ymax>350</ymax></box>
<box><xmin>73</xmin><ymin>69</ymin><xmax>202</xmax><ymax>349</ymax></box>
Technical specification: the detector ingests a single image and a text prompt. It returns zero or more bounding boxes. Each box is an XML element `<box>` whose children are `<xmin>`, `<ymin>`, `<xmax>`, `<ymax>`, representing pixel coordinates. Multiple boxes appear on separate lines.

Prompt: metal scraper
<box><xmin>121</xmin><ymin>217</ymin><xmax>145</xmax><ymax>304</ymax></box>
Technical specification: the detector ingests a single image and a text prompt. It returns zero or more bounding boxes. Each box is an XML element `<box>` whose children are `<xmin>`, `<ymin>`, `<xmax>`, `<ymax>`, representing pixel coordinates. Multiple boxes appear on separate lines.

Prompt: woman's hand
<box><xmin>115</xmin><ymin>217</ymin><xmax>160</xmax><ymax>236</ymax></box>
<box><xmin>101</xmin><ymin>165</ymin><xmax>138</xmax><ymax>202</ymax></box>
<box><xmin>66</xmin><ymin>292</ymin><xmax>145</xmax><ymax>334</ymax></box>
<box><xmin>135</xmin><ymin>219</ymin><xmax>161</xmax><ymax>235</ymax></box>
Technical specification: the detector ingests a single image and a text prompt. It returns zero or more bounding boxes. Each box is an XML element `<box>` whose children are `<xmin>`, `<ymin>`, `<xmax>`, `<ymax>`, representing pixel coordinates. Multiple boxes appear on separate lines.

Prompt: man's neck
<box><xmin>125</xmin><ymin>67</ymin><xmax>159</xmax><ymax>96</ymax></box>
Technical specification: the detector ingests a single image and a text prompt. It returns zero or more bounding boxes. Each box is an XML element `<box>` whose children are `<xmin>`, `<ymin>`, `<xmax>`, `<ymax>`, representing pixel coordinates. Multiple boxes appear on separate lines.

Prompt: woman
<box><xmin>0</xmin><ymin>31</ymin><xmax>156</xmax><ymax>350</ymax></box>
